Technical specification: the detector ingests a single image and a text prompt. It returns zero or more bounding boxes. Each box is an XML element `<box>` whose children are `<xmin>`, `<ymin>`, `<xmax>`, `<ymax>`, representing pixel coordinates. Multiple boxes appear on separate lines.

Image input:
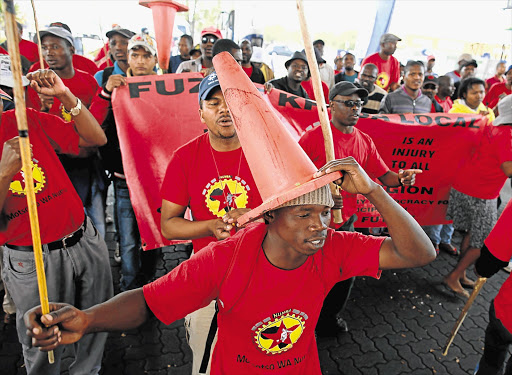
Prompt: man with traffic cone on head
<box><xmin>24</xmin><ymin>53</ymin><xmax>436</xmax><ymax>375</ymax></box>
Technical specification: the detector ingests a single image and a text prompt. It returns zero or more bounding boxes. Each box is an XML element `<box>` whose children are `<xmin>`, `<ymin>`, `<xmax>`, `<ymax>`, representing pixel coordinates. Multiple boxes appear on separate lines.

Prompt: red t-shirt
<box><xmin>299</xmin><ymin>124</ymin><xmax>389</xmax><ymax>221</ymax></box>
<box><xmin>361</xmin><ymin>53</ymin><xmax>400</xmax><ymax>91</ymax></box>
<box><xmin>300</xmin><ymin>79</ymin><xmax>329</xmax><ymax>102</ymax></box>
<box><xmin>0</xmin><ymin>109</ymin><xmax>84</xmax><ymax>245</ymax></box>
<box><xmin>242</xmin><ymin>66</ymin><xmax>253</xmax><ymax>77</ymax></box>
<box><xmin>453</xmin><ymin>125</ymin><xmax>512</xmax><ymax>199</ymax></box>
<box><xmin>484</xmin><ymin>199</ymin><xmax>512</xmax><ymax>333</ymax></box>
<box><xmin>485</xmin><ymin>76</ymin><xmax>504</xmax><ymax>93</ymax></box>
<box><xmin>19</xmin><ymin>39</ymin><xmax>39</xmax><ymax>64</ymax></box>
<box><xmin>29</xmin><ymin>55</ymin><xmax>99</xmax><ymax>76</ymax></box>
<box><xmin>26</xmin><ymin>69</ymin><xmax>98</xmax><ymax>120</ymax></box>
<box><xmin>434</xmin><ymin>95</ymin><xmax>453</xmax><ymax>113</ymax></box>
<box><xmin>161</xmin><ymin>133</ymin><xmax>262</xmax><ymax>252</ymax></box>
<box><xmin>143</xmin><ymin>223</ymin><xmax>384</xmax><ymax>375</ymax></box>
<box><xmin>483</xmin><ymin>82</ymin><xmax>511</xmax><ymax>109</ymax></box>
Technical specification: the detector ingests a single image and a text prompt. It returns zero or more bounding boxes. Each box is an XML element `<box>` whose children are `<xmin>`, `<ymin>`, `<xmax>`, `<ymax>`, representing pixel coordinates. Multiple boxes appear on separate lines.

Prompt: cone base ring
<box><xmin>237</xmin><ymin>171</ymin><xmax>343</xmax><ymax>226</ymax></box>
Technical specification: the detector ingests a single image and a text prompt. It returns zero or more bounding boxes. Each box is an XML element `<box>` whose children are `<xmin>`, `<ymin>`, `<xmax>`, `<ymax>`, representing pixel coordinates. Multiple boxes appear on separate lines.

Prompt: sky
<box><xmin>13</xmin><ymin>0</ymin><xmax>512</xmax><ymax>76</ymax></box>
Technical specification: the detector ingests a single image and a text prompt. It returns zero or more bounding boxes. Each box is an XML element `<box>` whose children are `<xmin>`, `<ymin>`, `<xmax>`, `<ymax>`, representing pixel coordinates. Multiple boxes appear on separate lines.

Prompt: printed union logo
<box><xmin>9</xmin><ymin>163</ymin><xmax>46</xmax><ymax>195</ymax></box>
<box><xmin>205</xmin><ymin>178</ymin><xmax>249</xmax><ymax>217</ymax></box>
<box><xmin>254</xmin><ymin>313</ymin><xmax>305</xmax><ymax>355</ymax></box>
<box><xmin>376</xmin><ymin>71</ymin><xmax>390</xmax><ymax>89</ymax></box>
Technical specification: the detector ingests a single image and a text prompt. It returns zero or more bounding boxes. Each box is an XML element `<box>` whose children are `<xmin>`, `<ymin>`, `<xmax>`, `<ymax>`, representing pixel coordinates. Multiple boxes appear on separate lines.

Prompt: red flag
<box><xmin>113</xmin><ymin>75</ymin><xmax>493</xmax><ymax>249</ymax></box>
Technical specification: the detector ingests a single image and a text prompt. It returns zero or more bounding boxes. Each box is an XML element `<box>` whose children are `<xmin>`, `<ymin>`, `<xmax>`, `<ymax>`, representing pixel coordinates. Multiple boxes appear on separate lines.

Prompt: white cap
<box><xmin>250</xmin><ymin>46</ymin><xmax>264</xmax><ymax>63</ymax></box>
<box><xmin>0</xmin><ymin>55</ymin><xmax>29</xmax><ymax>88</ymax></box>
<box><xmin>494</xmin><ymin>94</ymin><xmax>512</xmax><ymax>126</ymax></box>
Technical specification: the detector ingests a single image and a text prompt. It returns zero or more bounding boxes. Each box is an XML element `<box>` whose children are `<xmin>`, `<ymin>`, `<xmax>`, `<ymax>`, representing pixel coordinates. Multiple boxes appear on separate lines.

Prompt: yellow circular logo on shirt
<box><xmin>204</xmin><ymin>178</ymin><xmax>249</xmax><ymax>217</ymax></box>
<box><xmin>376</xmin><ymin>72</ymin><xmax>390</xmax><ymax>89</ymax></box>
<box><xmin>9</xmin><ymin>163</ymin><xmax>46</xmax><ymax>195</ymax></box>
<box><xmin>254</xmin><ymin>312</ymin><xmax>305</xmax><ymax>355</ymax></box>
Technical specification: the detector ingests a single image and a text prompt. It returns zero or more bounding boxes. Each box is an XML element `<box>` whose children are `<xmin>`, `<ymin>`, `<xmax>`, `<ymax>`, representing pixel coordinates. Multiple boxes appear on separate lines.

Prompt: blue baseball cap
<box><xmin>198</xmin><ymin>72</ymin><xmax>221</xmax><ymax>104</ymax></box>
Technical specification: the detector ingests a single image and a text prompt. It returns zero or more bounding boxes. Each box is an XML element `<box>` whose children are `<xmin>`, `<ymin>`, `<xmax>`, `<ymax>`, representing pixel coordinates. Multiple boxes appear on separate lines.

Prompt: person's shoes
<box><xmin>3</xmin><ymin>313</ymin><xmax>15</xmax><ymax>325</ymax></box>
<box><xmin>336</xmin><ymin>316</ymin><xmax>349</xmax><ymax>332</ymax></box>
<box><xmin>473</xmin><ymin>362</ymin><xmax>479</xmax><ymax>375</ymax></box>
<box><xmin>439</xmin><ymin>243</ymin><xmax>458</xmax><ymax>256</ymax></box>
<box><xmin>442</xmin><ymin>277</ymin><xmax>470</xmax><ymax>298</ymax></box>
<box><xmin>114</xmin><ymin>243</ymin><xmax>121</xmax><ymax>264</ymax></box>
<box><xmin>432</xmin><ymin>243</ymin><xmax>440</xmax><ymax>255</ymax></box>
<box><xmin>504</xmin><ymin>262</ymin><xmax>512</xmax><ymax>273</ymax></box>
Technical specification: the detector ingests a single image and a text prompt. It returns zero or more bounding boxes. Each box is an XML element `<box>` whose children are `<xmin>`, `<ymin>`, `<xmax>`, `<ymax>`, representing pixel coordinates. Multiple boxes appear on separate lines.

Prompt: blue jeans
<box><xmin>423</xmin><ymin>224</ymin><xmax>454</xmax><ymax>244</ymax></box>
<box><xmin>114</xmin><ymin>178</ymin><xmax>141</xmax><ymax>292</ymax></box>
<box><xmin>85</xmin><ymin>173</ymin><xmax>107</xmax><ymax>238</ymax></box>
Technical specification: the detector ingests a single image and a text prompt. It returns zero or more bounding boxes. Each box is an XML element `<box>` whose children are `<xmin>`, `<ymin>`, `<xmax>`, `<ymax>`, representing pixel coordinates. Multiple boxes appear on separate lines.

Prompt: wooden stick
<box><xmin>3</xmin><ymin>0</ymin><xmax>54</xmax><ymax>364</ymax></box>
<box><xmin>442</xmin><ymin>277</ymin><xmax>487</xmax><ymax>356</ymax></box>
<box><xmin>30</xmin><ymin>0</ymin><xmax>45</xmax><ymax>70</ymax></box>
<box><xmin>296</xmin><ymin>0</ymin><xmax>342</xmax><ymax>223</ymax></box>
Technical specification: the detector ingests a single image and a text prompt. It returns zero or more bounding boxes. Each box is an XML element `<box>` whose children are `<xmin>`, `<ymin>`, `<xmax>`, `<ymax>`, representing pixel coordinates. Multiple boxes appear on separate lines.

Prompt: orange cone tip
<box><xmin>139</xmin><ymin>0</ymin><xmax>188</xmax><ymax>71</ymax></box>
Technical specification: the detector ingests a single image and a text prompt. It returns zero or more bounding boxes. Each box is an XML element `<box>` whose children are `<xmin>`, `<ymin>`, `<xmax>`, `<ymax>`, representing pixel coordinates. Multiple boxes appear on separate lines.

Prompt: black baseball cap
<box><xmin>329</xmin><ymin>81</ymin><xmax>368</xmax><ymax>101</ymax></box>
<box><xmin>106</xmin><ymin>27</ymin><xmax>135</xmax><ymax>39</ymax></box>
<box><xmin>423</xmin><ymin>75</ymin><xmax>439</xmax><ymax>86</ymax></box>
<box><xmin>462</xmin><ymin>59</ymin><xmax>478</xmax><ymax>69</ymax></box>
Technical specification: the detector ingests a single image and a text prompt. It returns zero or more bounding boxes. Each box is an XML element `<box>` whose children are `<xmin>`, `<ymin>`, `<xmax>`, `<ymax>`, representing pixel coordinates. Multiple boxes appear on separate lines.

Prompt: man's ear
<box><xmin>264</xmin><ymin>210</ymin><xmax>276</xmax><ymax>224</ymax></box>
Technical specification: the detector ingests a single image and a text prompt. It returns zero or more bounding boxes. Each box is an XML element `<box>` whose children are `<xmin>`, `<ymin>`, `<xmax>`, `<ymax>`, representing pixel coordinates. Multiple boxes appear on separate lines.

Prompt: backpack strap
<box><xmin>101</xmin><ymin>66</ymin><xmax>115</xmax><ymax>87</ymax></box>
<box><xmin>199</xmin><ymin>301</ymin><xmax>219</xmax><ymax>374</ymax></box>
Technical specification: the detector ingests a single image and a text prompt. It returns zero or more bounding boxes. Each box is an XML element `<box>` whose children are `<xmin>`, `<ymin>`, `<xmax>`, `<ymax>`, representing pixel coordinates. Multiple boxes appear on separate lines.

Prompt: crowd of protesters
<box><xmin>0</xmin><ymin>19</ymin><xmax>510</xmax><ymax>375</ymax></box>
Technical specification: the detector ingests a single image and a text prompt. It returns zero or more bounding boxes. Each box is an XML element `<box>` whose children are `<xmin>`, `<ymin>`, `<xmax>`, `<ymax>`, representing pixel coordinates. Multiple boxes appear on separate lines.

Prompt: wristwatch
<box><xmin>62</xmin><ymin>97</ymin><xmax>82</xmax><ymax>116</ymax></box>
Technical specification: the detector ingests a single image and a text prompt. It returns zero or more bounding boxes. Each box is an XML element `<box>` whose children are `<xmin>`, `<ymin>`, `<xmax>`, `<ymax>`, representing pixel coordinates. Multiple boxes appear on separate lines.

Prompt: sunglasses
<box><xmin>423</xmin><ymin>84</ymin><xmax>437</xmax><ymax>90</ymax></box>
<box><xmin>331</xmin><ymin>99</ymin><xmax>364</xmax><ymax>108</ymax></box>
<box><xmin>201</xmin><ymin>36</ymin><xmax>217</xmax><ymax>44</ymax></box>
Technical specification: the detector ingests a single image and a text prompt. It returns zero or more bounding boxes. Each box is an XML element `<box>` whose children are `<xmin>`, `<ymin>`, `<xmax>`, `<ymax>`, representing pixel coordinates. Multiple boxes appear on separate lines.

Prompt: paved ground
<box><xmin>1</xmin><ymin>184</ymin><xmax>511</xmax><ymax>374</ymax></box>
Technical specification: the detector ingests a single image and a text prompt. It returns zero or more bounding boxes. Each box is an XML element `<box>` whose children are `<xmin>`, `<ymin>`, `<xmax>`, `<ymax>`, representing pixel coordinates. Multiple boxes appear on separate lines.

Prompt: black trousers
<box><xmin>476</xmin><ymin>300</ymin><xmax>512</xmax><ymax>375</ymax></box>
<box><xmin>316</xmin><ymin>214</ymin><xmax>358</xmax><ymax>332</ymax></box>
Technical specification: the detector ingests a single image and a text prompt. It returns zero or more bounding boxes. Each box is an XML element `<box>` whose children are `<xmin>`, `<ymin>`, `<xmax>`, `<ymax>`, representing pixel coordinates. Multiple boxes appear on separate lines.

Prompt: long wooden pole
<box><xmin>3</xmin><ymin>0</ymin><xmax>54</xmax><ymax>364</ymax></box>
<box><xmin>29</xmin><ymin>0</ymin><xmax>45</xmax><ymax>70</ymax></box>
<box><xmin>443</xmin><ymin>277</ymin><xmax>487</xmax><ymax>356</ymax></box>
<box><xmin>296</xmin><ymin>0</ymin><xmax>342</xmax><ymax>223</ymax></box>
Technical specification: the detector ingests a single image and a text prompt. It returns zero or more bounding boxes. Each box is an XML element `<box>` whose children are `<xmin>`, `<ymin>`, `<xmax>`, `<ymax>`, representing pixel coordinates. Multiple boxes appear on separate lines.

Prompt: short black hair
<box><xmin>180</xmin><ymin>34</ymin><xmax>193</xmax><ymax>47</ymax></box>
<box><xmin>212</xmin><ymin>39</ymin><xmax>240</xmax><ymax>57</ymax></box>
<box><xmin>342</xmin><ymin>52</ymin><xmax>355</xmax><ymax>60</ymax></box>
<box><xmin>404</xmin><ymin>60</ymin><xmax>424</xmax><ymax>74</ymax></box>
<box><xmin>458</xmin><ymin>77</ymin><xmax>485</xmax><ymax>99</ymax></box>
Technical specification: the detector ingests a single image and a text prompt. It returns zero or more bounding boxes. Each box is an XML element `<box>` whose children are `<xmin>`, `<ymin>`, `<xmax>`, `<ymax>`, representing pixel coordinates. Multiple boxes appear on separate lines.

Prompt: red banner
<box><xmin>113</xmin><ymin>74</ymin><xmax>491</xmax><ymax>249</ymax></box>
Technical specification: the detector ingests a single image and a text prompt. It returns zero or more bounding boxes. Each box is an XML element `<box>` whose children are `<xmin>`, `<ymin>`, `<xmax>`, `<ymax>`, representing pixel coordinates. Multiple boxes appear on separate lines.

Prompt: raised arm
<box><xmin>315</xmin><ymin>157</ymin><xmax>436</xmax><ymax>270</ymax></box>
<box><xmin>26</xmin><ymin>70</ymin><xmax>106</xmax><ymax>147</ymax></box>
<box><xmin>25</xmin><ymin>289</ymin><xmax>148</xmax><ymax>352</ymax></box>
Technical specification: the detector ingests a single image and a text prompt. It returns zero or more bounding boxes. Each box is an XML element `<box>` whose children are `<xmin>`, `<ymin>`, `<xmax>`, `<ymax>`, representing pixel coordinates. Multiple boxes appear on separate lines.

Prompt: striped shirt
<box><xmin>362</xmin><ymin>85</ymin><xmax>387</xmax><ymax>114</ymax></box>
<box><xmin>379</xmin><ymin>86</ymin><xmax>432</xmax><ymax>114</ymax></box>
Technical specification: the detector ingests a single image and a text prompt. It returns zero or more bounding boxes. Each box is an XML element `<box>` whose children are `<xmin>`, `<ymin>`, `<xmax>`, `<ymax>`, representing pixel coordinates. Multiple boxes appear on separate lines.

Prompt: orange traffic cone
<box><xmin>212</xmin><ymin>52</ymin><xmax>342</xmax><ymax>225</ymax></box>
<box><xmin>139</xmin><ymin>0</ymin><xmax>188</xmax><ymax>71</ymax></box>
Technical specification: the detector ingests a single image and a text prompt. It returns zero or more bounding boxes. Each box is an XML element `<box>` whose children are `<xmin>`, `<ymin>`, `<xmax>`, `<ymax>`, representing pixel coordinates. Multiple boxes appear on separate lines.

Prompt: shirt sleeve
<box><xmin>160</xmin><ymin>149</ymin><xmax>190</xmax><ymax>207</ymax></box>
<box><xmin>331</xmin><ymin>231</ymin><xmax>385</xmax><ymax>280</ymax></box>
<box><xmin>484</xmin><ymin>199</ymin><xmax>512</xmax><ymax>262</ymax></box>
<box><xmin>143</xmin><ymin>240</ymin><xmax>232</xmax><ymax>324</ymax></box>
<box><xmin>379</xmin><ymin>95</ymin><xmax>391</xmax><ymax>114</ymax></box>
<box><xmin>366</xmin><ymin>137</ymin><xmax>390</xmax><ymax>179</ymax></box>
<box><xmin>495</xmin><ymin>127</ymin><xmax>512</xmax><ymax>165</ymax></box>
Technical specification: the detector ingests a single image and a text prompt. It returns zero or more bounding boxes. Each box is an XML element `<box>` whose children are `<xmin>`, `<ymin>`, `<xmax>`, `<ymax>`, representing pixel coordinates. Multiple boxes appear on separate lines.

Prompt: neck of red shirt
<box><xmin>378</xmin><ymin>51</ymin><xmax>390</xmax><ymax>61</ymax></box>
